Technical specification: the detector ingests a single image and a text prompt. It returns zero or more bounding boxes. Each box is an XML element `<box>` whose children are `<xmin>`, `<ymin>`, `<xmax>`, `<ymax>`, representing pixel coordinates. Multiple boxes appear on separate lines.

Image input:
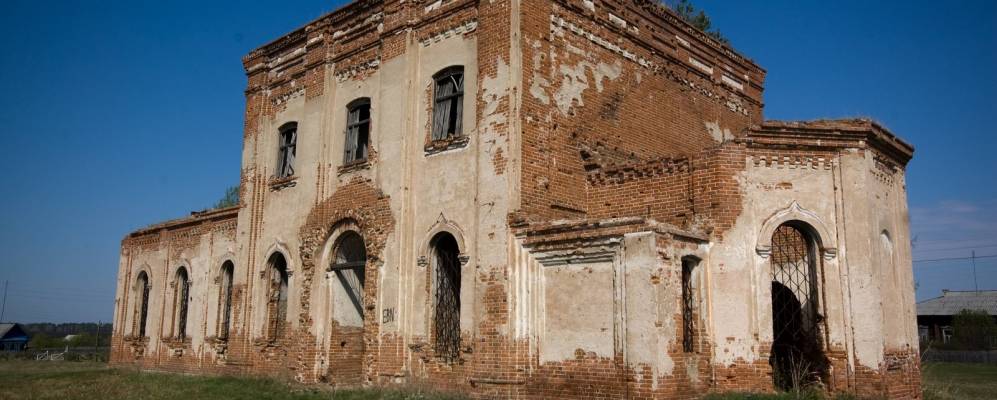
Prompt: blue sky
<box><xmin>0</xmin><ymin>0</ymin><xmax>994</xmax><ymax>323</ymax></box>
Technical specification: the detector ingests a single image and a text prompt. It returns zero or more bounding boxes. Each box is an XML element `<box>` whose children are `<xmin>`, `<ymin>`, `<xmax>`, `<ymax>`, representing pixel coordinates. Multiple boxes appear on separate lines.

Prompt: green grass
<box><xmin>702</xmin><ymin>390</ymin><xmax>859</xmax><ymax>400</ymax></box>
<box><xmin>2</xmin><ymin>360</ymin><xmax>995</xmax><ymax>399</ymax></box>
<box><xmin>921</xmin><ymin>362</ymin><xmax>997</xmax><ymax>400</ymax></box>
<box><xmin>701</xmin><ymin>362</ymin><xmax>997</xmax><ymax>400</ymax></box>
<box><xmin>0</xmin><ymin>361</ymin><xmax>463</xmax><ymax>400</ymax></box>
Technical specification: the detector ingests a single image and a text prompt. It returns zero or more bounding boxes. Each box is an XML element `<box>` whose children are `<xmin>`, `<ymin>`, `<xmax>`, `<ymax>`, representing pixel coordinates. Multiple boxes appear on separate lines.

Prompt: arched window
<box><xmin>881</xmin><ymin>231</ymin><xmax>893</xmax><ymax>264</ymax></box>
<box><xmin>134</xmin><ymin>271</ymin><xmax>151</xmax><ymax>337</ymax></box>
<box><xmin>431</xmin><ymin>232</ymin><xmax>461</xmax><ymax>361</ymax></box>
<box><xmin>266</xmin><ymin>253</ymin><xmax>289</xmax><ymax>341</ymax></box>
<box><xmin>769</xmin><ymin>223</ymin><xmax>827</xmax><ymax>389</ymax></box>
<box><xmin>681</xmin><ymin>256</ymin><xmax>700</xmax><ymax>353</ymax></box>
<box><xmin>331</xmin><ymin>232</ymin><xmax>366</xmax><ymax>320</ymax></box>
<box><xmin>218</xmin><ymin>261</ymin><xmax>234</xmax><ymax>340</ymax></box>
<box><xmin>174</xmin><ymin>267</ymin><xmax>191</xmax><ymax>340</ymax></box>
<box><xmin>431</xmin><ymin>66</ymin><xmax>464</xmax><ymax>140</ymax></box>
<box><xmin>344</xmin><ymin>99</ymin><xmax>371</xmax><ymax>164</ymax></box>
<box><xmin>276</xmin><ymin>122</ymin><xmax>297</xmax><ymax>178</ymax></box>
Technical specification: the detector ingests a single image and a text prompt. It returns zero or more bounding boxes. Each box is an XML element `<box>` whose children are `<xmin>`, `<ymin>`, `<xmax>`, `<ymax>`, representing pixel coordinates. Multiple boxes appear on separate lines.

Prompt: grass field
<box><xmin>0</xmin><ymin>361</ymin><xmax>463</xmax><ymax>400</ymax></box>
<box><xmin>921</xmin><ymin>362</ymin><xmax>997</xmax><ymax>400</ymax></box>
<box><xmin>1</xmin><ymin>360</ymin><xmax>995</xmax><ymax>399</ymax></box>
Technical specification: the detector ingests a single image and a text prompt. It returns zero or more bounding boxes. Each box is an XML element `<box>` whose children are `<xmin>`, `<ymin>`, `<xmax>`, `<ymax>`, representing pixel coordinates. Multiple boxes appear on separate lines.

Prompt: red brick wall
<box><xmin>517</xmin><ymin>0</ymin><xmax>763</xmax><ymax>221</ymax></box>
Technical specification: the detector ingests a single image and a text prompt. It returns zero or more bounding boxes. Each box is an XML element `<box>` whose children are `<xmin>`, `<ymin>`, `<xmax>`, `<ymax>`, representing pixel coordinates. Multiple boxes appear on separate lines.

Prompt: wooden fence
<box><xmin>922</xmin><ymin>349</ymin><xmax>997</xmax><ymax>364</ymax></box>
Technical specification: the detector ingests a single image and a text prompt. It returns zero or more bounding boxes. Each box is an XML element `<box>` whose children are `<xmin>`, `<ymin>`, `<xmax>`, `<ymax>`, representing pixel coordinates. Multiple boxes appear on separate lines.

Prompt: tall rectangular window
<box><xmin>136</xmin><ymin>272</ymin><xmax>150</xmax><ymax>338</ymax></box>
<box><xmin>344</xmin><ymin>99</ymin><xmax>371</xmax><ymax>163</ymax></box>
<box><xmin>276</xmin><ymin>122</ymin><xmax>297</xmax><ymax>178</ymax></box>
<box><xmin>175</xmin><ymin>267</ymin><xmax>190</xmax><ymax>340</ymax></box>
<box><xmin>431</xmin><ymin>67</ymin><xmax>464</xmax><ymax>141</ymax></box>
<box><xmin>218</xmin><ymin>261</ymin><xmax>234</xmax><ymax>340</ymax></box>
<box><xmin>681</xmin><ymin>257</ymin><xmax>697</xmax><ymax>353</ymax></box>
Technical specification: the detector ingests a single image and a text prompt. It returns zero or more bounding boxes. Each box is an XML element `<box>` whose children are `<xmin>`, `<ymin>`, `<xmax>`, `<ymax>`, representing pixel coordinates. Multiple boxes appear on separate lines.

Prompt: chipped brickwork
<box><xmin>112</xmin><ymin>0</ymin><xmax>921</xmax><ymax>398</ymax></box>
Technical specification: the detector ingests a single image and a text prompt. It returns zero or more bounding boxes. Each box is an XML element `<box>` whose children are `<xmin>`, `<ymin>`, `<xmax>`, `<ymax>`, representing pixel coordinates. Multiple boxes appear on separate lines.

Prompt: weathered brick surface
<box><xmin>111</xmin><ymin>1</ymin><xmax>920</xmax><ymax>398</ymax></box>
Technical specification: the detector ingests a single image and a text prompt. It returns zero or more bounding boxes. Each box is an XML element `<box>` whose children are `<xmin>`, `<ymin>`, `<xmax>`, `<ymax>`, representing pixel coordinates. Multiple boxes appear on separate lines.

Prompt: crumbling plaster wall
<box><xmin>131</xmin><ymin>0</ymin><xmax>525</xmax><ymax>386</ymax></box>
<box><xmin>511</xmin><ymin>223</ymin><xmax>712</xmax><ymax>398</ymax></box>
<box><xmin>111</xmin><ymin>213</ymin><xmax>237</xmax><ymax>369</ymax></box>
<box><xmin>704</xmin><ymin>145</ymin><xmax>918</xmax><ymax>394</ymax></box>
<box><xmin>709</xmin><ymin>152</ymin><xmax>845</xmax><ymax>367</ymax></box>
<box><xmin>837</xmin><ymin>148</ymin><xmax>918</xmax><ymax>385</ymax></box>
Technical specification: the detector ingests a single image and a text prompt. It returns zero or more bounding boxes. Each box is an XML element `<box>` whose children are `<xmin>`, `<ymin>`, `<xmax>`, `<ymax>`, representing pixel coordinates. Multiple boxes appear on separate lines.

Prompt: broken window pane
<box><xmin>277</xmin><ymin>122</ymin><xmax>297</xmax><ymax>178</ymax></box>
<box><xmin>344</xmin><ymin>99</ymin><xmax>371</xmax><ymax>163</ymax></box>
<box><xmin>331</xmin><ymin>232</ymin><xmax>366</xmax><ymax>320</ymax></box>
<box><xmin>431</xmin><ymin>67</ymin><xmax>464</xmax><ymax>141</ymax></box>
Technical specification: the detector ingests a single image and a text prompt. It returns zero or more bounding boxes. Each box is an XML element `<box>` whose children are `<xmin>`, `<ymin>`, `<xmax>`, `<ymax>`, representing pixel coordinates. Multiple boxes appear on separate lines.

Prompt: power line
<box><xmin>910</xmin><ymin>236</ymin><xmax>997</xmax><ymax>244</ymax></box>
<box><xmin>913</xmin><ymin>254</ymin><xmax>997</xmax><ymax>263</ymax></box>
<box><xmin>1</xmin><ymin>280</ymin><xmax>8</xmax><ymax>322</ymax></box>
<box><xmin>912</xmin><ymin>243</ymin><xmax>997</xmax><ymax>253</ymax></box>
<box><xmin>9</xmin><ymin>289</ymin><xmax>109</xmax><ymax>299</ymax></box>
<box><xmin>972</xmin><ymin>250</ymin><xmax>979</xmax><ymax>291</ymax></box>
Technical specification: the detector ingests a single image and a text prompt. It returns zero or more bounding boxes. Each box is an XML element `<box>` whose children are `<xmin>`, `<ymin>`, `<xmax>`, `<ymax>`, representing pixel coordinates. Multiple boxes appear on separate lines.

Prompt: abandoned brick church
<box><xmin>109</xmin><ymin>0</ymin><xmax>920</xmax><ymax>398</ymax></box>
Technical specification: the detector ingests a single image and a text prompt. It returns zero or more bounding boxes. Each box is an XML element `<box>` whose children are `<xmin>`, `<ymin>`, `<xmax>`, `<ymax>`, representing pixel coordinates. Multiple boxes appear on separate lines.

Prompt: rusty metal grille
<box><xmin>138</xmin><ymin>274</ymin><xmax>150</xmax><ymax>337</ymax></box>
<box><xmin>433</xmin><ymin>235</ymin><xmax>461</xmax><ymax>362</ymax></box>
<box><xmin>771</xmin><ymin>225</ymin><xmax>819</xmax><ymax>341</ymax></box>
<box><xmin>770</xmin><ymin>224</ymin><xmax>826</xmax><ymax>389</ymax></box>
<box><xmin>176</xmin><ymin>269</ymin><xmax>190</xmax><ymax>339</ymax></box>
<box><xmin>681</xmin><ymin>259</ymin><xmax>696</xmax><ymax>353</ymax></box>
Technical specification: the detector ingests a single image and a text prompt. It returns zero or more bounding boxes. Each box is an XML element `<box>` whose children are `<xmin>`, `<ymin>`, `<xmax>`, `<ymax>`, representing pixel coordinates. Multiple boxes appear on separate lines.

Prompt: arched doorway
<box><xmin>134</xmin><ymin>271</ymin><xmax>151</xmax><ymax>338</ymax></box>
<box><xmin>331</xmin><ymin>231</ymin><xmax>366</xmax><ymax>321</ymax></box>
<box><xmin>265</xmin><ymin>252</ymin><xmax>289</xmax><ymax>342</ymax></box>
<box><xmin>430</xmin><ymin>232</ymin><xmax>461</xmax><ymax>362</ymax></box>
<box><xmin>326</xmin><ymin>230</ymin><xmax>367</xmax><ymax>384</ymax></box>
<box><xmin>769</xmin><ymin>223</ymin><xmax>828</xmax><ymax>389</ymax></box>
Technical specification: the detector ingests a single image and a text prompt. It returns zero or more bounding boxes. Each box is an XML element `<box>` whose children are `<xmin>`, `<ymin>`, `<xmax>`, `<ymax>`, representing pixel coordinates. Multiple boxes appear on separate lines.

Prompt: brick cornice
<box><xmin>746</xmin><ymin>119</ymin><xmax>914</xmax><ymax>166</ymax></box>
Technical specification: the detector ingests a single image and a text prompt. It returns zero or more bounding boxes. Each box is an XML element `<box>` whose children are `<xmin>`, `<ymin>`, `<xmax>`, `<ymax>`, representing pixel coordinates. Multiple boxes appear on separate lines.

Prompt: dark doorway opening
<box><xmin>769</xmin><ymin>223</ymin><xmax>829</xmax><ymax>390</ymax></box>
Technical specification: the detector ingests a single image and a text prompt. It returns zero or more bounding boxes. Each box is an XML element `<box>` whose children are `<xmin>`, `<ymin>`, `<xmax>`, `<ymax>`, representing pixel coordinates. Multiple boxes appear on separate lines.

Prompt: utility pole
<box><xmin>972</xmin><ymin>250</ymin><xmax>979</xmax><ymax>292</ymax></box>
<box><xmin>0</xmin><ymin>280</ymin><xmax>8</xmax><ymax>322</ymax></box>
<box><xmin>95</xmin><ymin>320</ymin><xmax>101</xmax><ymax>360</ymax></box>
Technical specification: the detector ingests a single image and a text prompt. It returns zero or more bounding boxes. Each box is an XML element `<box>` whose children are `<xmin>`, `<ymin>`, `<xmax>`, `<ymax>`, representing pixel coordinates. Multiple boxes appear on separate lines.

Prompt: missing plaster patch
<box><xmin>705</xmin><ymin>121</ymin><xmax>734</xmax><ymax>143</ymax></box>
<box><xmin>553</xmin><ymin>59</ymin><xmax>622</xmax><ymax>116</ymax></box>
<box><xmin>530</xmin><ymin>41</ymin><xmax>551</xmax><ymax>105</ymax></box>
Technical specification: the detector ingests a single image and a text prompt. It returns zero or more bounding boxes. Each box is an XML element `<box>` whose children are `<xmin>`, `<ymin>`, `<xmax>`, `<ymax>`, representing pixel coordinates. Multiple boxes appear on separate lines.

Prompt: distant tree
<box><xmin>952</xmin><ymin>309</ymin><xmax>997</xmax><ymax>350</ymax></box>
<box><xmin>23</xmin><ymin>322</ymin><xmax>113</xmax><ymax>347</ymax></box>
<box><xmin>663</xmin><ymin>0</ymin><xmax>729</xmax><ymax>44</ymax></box>
<box><xmin>28</xmin><ymin>333</ymin><xmax>63</xmax><ymax>349</ymax></box>
<box><xmin>213</xmin><ymin>185</ymin><xmax>240</xmax><ymax>209</ymax></box>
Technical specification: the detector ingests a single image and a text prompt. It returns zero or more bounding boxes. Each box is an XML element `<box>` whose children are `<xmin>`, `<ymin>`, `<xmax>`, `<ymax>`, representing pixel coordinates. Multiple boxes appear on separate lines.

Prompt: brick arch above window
<box><xmin>419</xmin><ymin>213</ymin><xmax>469</xmax><ymax>265</ymax></box>
<box><xmin>261</xmin><ymin>241</ymin><xmax>295</xmax><ymax>279</ymax></box>
<box><xmin>296</xmin><ymin>179</ymin><xmax>395</xmax><ymax>320</ymax></box>
<box><xmin>756</xmin><ymin>201</ymin><xmax>837</xmax><ymax>260</ymax></box>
